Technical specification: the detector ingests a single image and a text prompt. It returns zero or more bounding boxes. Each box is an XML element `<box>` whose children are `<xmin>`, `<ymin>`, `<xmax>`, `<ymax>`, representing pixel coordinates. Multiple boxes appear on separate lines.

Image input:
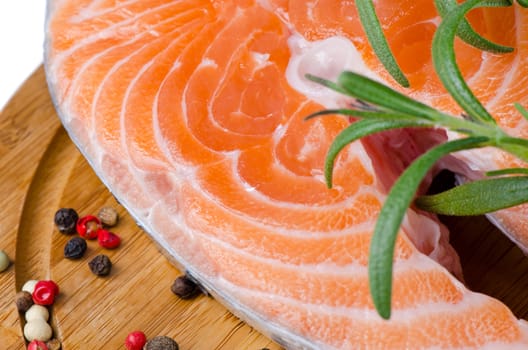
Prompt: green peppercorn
<box><xmin>88</xmin><ymin>254</ymin><xmax>112</xmax><ymax>276</ymax></box>
<box><xmin>54</xmin><ymin>208</ymin><xmax>79</xmax><ymax>234</ymax></box>
<box><xmin>144</xmin><ymin>336</ymin><xmax>179</xmax><ymax>350</ymax></box>
<box><xmin>64</xmin><ymin>237</ymin><xmax>87</xmax><ymax>259</ymax></box>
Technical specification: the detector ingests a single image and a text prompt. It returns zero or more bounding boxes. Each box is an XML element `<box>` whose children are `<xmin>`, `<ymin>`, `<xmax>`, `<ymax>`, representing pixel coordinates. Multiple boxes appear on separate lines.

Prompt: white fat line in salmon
<box><xmin>187</xmin><ymin>229</ymin><xmax>444</xmax><ymax>274</ymax></box>
<box><xmin>484</xmin><ymin>5</ymin><xmax>524</xmax><ymax>112</ymax></box>
<box><xmin>71</xmin><ymin>0</ymin><xmax>141</xmax><ymax>21</ymax></box>
<box><xmin>183</xmin><ymin>177</ymin><xmax>385</xmax><ymax>229</ymax></box>
<box><xmin>215</xmin><ymin>273</ymin><xmax>498</xmax><ymax>321</ymax></box>
<box><xmin>47</xmin><ymin>1</ymin><xmax>196</xmax><ymax>78</ymax></box>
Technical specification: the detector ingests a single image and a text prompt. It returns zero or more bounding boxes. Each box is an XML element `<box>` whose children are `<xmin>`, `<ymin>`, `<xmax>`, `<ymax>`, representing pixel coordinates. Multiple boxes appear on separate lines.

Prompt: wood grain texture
<box><xmin>2</xmin><ymin>66</ymin><xmax>528</xmax><ymax>349</ymax></box>
<box><xmin>0</xmin><ymin>66</ymin><xmax>281</xmax><ymax>349</ymax></box>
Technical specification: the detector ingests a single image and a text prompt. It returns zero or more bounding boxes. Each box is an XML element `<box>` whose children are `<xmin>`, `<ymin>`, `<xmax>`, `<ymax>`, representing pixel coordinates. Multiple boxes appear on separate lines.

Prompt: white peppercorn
<box><xmin>22</xmin><ymin>280</ymin><xmax>39</xmax><ymax>294</ymax></box>
<box><xmin>24</xmin><ymin>318</ymin><xmax>53</xmax><ymax>342</ymax></box>
<box><xmin>0</xmin><ymin>250</ymin><xmax>10</xmax><ymax>272</ymax></box>
<box><xmin>25</xmin><ymin>304</ymin><xmax>50</xmax><ymax>322</ymax></box>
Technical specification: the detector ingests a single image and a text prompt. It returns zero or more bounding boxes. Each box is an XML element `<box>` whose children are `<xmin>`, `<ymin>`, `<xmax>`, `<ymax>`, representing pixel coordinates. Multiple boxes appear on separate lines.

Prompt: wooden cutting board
<box><xmin>2</xmin><ymin>66</ymin><xmax>528</xmax><ymax>349</ymax></box>
<box><xmin>0</xmin><ymin>66</ymin><xmax>282</xmax><ymax>349</ymax></box>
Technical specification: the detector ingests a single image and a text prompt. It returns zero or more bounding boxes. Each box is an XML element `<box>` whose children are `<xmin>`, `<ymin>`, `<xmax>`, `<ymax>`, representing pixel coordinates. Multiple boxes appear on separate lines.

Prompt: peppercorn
<box><xmin>24</xmin><ymin>319</ymin><xmax>53</xmax><ymax>342</ymax></box>
<box><xmin>171</xmin><ymin>274</ymin><xmax>202</xmax><ymax>300</ymax></box>
<box><xmin>0</xmin><ymin>250</ymin><xmax>11</xmax><ymax>272</ymax></box>
<box><xmin>15</xmin><ymin>291</ymin><xmax>34</xmax><ymax>313</ymax></box>
<box><xmin>64</xmin><ymin>237</ymin><xmax>87</xmax><ymax>259</ymax></box>
<box><xmin>45</xmin><ymin>339</ymin><xmax>61</xmax><ymax>350</ymax></box>
<box><xmin>144</xmin><ymin>336</ymin><xmax>179</xmax><ymax>350</ymax></box>
<box><xmin>76</xmin><ymin>215</ymin><xmax>101</xmax><ymax>240</ymax></box>
<box><xmin>88</xmin><ymin>254</ymin><xmax>112</xmax><ymax>276</ymax></box>
<box><xmin>98</xmin><ymin>206</ymin><xmax>119</xmax><ymax>227</ymax></box>
<box><xmin>32</xmin><ymin>281</ymin><xmax>59</xmax><ymax>306</ymax></box>
<box><xmin>54</xmin><ymin>208</ymin><xmax>79</xmax><ymax>234</ymax></box>
<box><xmin>22</xmin><ymin>280</ymin><xmax>39</xmax><ymax>294</ymax></box>
<box><xmin>25</xmin><ymin>305</ymin><xmax>49</xmax><ymax>322</ymax></box>
<box><xmin>124</xmin><ymin>330</ymin><xmax>147</xmax><ymax>350</ymax></box>
<box><xmin>97</xmin><ymin>229</ymin><xmax>121</xmax><ymax>249</ymax></box>
<box><xmin>27</xmin><ymin>340</ymin><xmax>49</xmax><ymax>350</ymax></box>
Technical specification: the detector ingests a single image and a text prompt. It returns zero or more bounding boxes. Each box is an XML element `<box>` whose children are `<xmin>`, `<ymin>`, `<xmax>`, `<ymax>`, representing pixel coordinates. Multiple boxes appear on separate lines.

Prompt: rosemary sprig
<box><xmin>306</xmin><ymin>0</ymin><xmax>528</xmax><ymax>319</ymax></box>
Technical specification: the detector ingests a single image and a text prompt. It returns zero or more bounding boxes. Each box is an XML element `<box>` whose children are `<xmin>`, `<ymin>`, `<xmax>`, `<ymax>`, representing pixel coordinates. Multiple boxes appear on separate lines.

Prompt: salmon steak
<box><xmin>45</xmin><ymin>1</ymin><xmax>528</xmax><ymax>348</ymax></box>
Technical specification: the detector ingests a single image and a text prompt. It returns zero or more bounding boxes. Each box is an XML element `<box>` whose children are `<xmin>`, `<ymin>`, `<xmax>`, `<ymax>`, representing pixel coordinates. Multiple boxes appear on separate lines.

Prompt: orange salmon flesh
<box><xmin>45</xmin><ymin>1</ymin><xmax>528</xmax><ymax>349</ymax></box>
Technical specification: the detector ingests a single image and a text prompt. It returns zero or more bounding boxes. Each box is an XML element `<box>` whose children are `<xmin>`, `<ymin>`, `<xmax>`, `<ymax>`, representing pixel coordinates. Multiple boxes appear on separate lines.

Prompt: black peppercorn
<box><xmin>88</xmin><ymin>254</ymin><xmax>112</xmax><ymax>276</ymax></box>
<box><xmin>171</xmin><ymin>274</ymin><xmax>202</xmax><ymax>300</ymax></box>
<box><xmin>144</xmin><ymin>336</ymin><xmax>179</xmax><ymax>350</ymax></box>
<box><xmin>54</xmin><ymin>208</ymin><xmax>79</xmax><ymax>234</ymax></box>
<box><xmin>64</xmin><ymin>237</ymin><xmax>87</xmax><ymax>259</ymax></box>
<box><xmin>15</xmin><ymin>291</ymin><xmax>34</xmax><ymax>313</ymax></box>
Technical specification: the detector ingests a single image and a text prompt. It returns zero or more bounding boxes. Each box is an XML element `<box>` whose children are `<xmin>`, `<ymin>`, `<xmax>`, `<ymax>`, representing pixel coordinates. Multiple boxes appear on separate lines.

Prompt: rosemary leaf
<box><xmin>497</xmin><ymin>137</ymin><xmax>528</xmax><ymax>162</ymax></box>
<box><xmin>415</xmin><ymin>176</ymin><xmax>528</xmax><ymax>215</ymax></box>
<box><xmin>303</xmin><ymin>74</ymin><xmax>348</xmax><ymax>95</ymax></box>
<box><xmin>432</xmin><ymin>0</ymin><xmax>497</xmax><ymax>124</ymax></box>
<box><xmin>323</xmin><ymin>119</ymin><xmax>431</xmax><ymax>188</ymax></box>
<box><xmin>369</xmin><ymin>136</ymin><xmax>490</xmax><ymax>319</ymax></box>
<box><xmin>486</xmin><ymin>168</ymin><xmax>528</xmax><ymax>176</ymax></box>
<box><xmin>355</xmin><ymin>0</ymin><xmax>410</xmax><ymax>87</ymax></box>
<box><xmin>515</xmin><ymin>102</ymin><xmax>528</xmax><ymax>121</ymax></box>
<box><xmin>434</xmin><ymin>0</ymin><xmax>514</xmax><ymax>53</ymax></box>
<box><xmin>304</xmin><ymin>109</ymin><xmax>421</xmax><ymax>121</ymax></box>
<box><xmin>335</xmin><ymin>72</ymin><xmax>438</xmax><ymax>119</ymax></box>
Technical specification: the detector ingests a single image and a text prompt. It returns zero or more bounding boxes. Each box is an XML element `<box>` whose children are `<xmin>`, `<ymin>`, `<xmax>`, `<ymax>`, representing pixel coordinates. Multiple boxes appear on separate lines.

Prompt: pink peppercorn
<box><xmin>76</xmin><ymin>215</ymin><xmax>101</xmax><ymax>239</ymax></box>
<box><xmin>32</xmin><ymin>280</ymin><xmax>59</xmax><ymax>306</ymax></box>
<box><xmin>97</xmin><ymin>229</ymin><xmax>121</xmax><ymax>249</ymax></box>
<box><xmin>125</xmin><ymin>331</ymin><xmax>147</xmax><ymax>350</ymax></box>
<box><xmin>27</xmin><ymin>340</ymin><xmax>48</xmax><ymax>350</ymax></box>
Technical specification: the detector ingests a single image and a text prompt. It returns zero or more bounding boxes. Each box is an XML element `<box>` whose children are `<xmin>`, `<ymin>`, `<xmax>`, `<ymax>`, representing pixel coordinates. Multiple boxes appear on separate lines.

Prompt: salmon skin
<box><xmin>45</xmin><ymin>1</ymin><xmax>528</xmax><ymax>349</ymax></box>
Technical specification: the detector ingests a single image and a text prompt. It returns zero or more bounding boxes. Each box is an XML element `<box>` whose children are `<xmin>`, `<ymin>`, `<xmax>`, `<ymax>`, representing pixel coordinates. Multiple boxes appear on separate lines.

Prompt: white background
<box><xmin>0</xmin><ymin>2</ymin><xmax>46</xmax><ymax>110</ymax></box>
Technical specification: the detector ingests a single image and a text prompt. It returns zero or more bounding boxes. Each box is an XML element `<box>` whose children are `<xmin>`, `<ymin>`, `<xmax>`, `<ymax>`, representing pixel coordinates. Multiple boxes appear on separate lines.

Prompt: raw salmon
<box><xmin>44</xmin><ymin>1</ymin><xmax>528</xmax><ymax>348</ymax></box>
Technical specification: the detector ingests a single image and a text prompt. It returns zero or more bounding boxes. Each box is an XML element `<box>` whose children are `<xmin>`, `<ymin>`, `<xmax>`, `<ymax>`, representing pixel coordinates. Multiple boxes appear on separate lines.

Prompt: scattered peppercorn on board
<box><xmin>3</xmin><ymin>67</ymin><xmax>528</xmax><ymax>349</ymax></box>
<box><xmin>0</xmin><ymin>66</ymin><xmax>282</xmax><ymax>349</ymax></box>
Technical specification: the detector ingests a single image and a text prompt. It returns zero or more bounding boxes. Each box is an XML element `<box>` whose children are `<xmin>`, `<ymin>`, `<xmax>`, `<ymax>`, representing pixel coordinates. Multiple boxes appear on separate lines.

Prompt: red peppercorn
<box><xmin>97</xmin><ymin>229</ymin><xmax>121</xmax><ymax>249</ymax></box>
<box><xmin>27</xmin><ymin>340</ymin><xmax>48</xmax><ymax>350</ymax></box>
<box><xmin>32</xmin><ymin>280</ymin><xmax>59</xmax><ymax>306</ymax></box>
<box><xmin>77</xmin><ymin>215</ymin><xmax>101</xmax><ymax>239</ymax></box>
<box><xmin>125</xmin><ymin>330</ymin><xmax>147</xmax><ymax>350</ymax></box>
